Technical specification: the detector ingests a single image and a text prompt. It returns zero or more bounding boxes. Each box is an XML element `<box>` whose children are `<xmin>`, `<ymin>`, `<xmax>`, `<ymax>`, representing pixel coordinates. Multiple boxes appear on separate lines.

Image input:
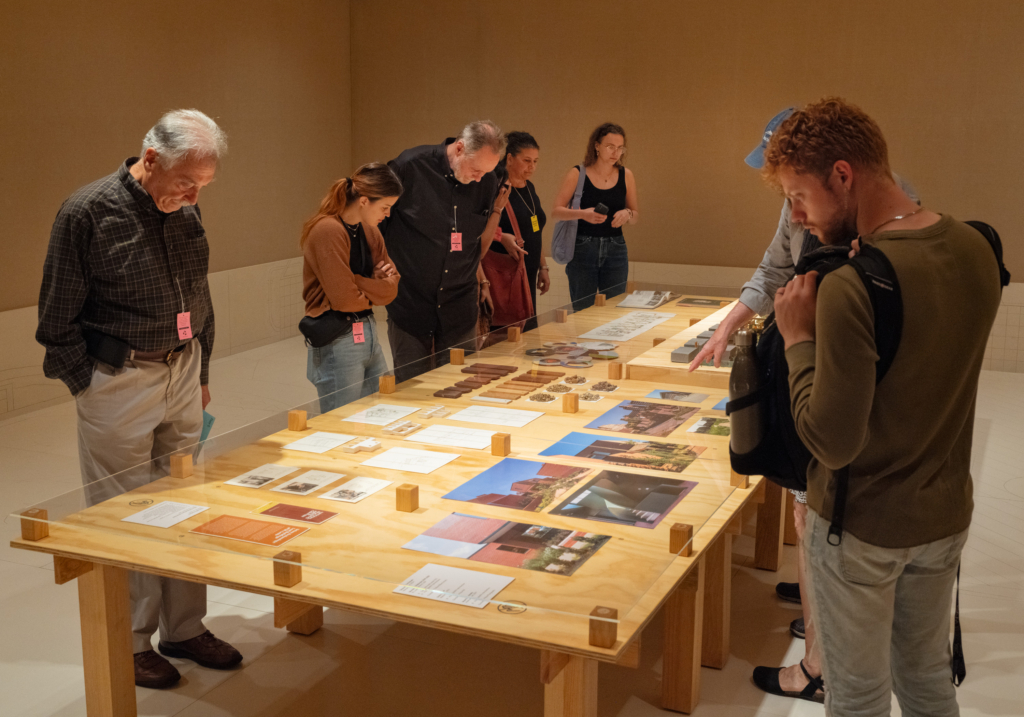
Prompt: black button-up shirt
<box><xmin>384</xmin><ymin>139</ymin><xmax>497</xmax><ymax>337</ymax></box>
<box><xmin>36</xmin><ymin>158</ymin><xmax>215</xmax><ymax>395</ymax></box>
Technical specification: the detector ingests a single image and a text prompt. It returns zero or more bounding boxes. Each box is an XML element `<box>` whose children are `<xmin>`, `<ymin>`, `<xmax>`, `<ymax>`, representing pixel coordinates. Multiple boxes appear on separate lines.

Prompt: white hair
<box><xmin>458</xmin><ymin>120</ymin><xmax>506</xmax><ymax>156</ymax></box>
<box><xmin>141</xmin><ymin>109</ymin><xmax>227</xmax><ymax>167</ymax></box>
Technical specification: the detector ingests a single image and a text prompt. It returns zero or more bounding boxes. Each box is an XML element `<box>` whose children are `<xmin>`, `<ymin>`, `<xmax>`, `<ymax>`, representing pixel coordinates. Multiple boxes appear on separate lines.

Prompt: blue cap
<box><xmin>745</xmin><ymin>107</ymin><xmax>796</xmax><ymax>169</ymax></box>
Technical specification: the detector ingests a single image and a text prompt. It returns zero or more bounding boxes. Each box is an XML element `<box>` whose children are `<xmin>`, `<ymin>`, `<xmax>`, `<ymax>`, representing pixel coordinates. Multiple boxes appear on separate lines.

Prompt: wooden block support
<box><xmin>670</xmin><ymin>523</ymin><xmax>694</xmax><ymax>557</ymax></box>
<box><xmin>556</xmin><ymin>309</ymin><xmax>569</xmax><ymax>323</ymax></box>
<box><xmin>562</xmin><ymin>393</ymin><xmax>579</xmax><ymax>414</ymax></box>
<box><xmin>588</xmin><ymin>606</ymin><xmax>618</xmax><ymax>648</ymax></box>
<box><xmin>595</xmin><ymin>294</ymin><xmax>606</xmax><ymax>307</ymax></box>
<box><xmin>491</xmin><ymin>432</ymin><xmax>511</xmax><ymax>457</ymax></box>
<box><xmin>273</xmin><ymin>550</ymin><xmax>302</xmax><ymax>588</ymax></box>
<box><xmin>689</xmin><ymin>318</ymin><xmax>700</xmax><ymax>327</ymax></box>
<box><xmin>273</xmin><ymin>597</ymin><xmax>324</xmax><ymax>635</ymax></box>
<box><xmin>701</xmin><ymin>533</ymin><xmax>732</xmax><ymax>669</ymax></box>
<box><xmin>653</xmin><ymin>338</ymin><xmax>665</xmax><ymax>347</ymax></box>
<box><xmin>78</xmin><ymin>563</ymin><xmax>135</xmax><ymax>717</ymax></box>
<box><xmin>661</xmin><ymin>556</ymin><xmax>706</xmax><ymax>713</ymax></box>
<box><xmin>784</xmin><ymin>491</ymin><xmax>799</xmax><ymax>546</ymax></box>
<box><xmin>608</xmin><ymin>362</ymin><xmax>623</xmax><ymax>380</ymax></box>
<box><xmin>54</xmin><ymin>556</ymin><xmax>93</xmax><ymax>585</ymax></box>
<box><xmin>396</xmin><ymin>484</ymin><xmax>419</xmax><ymax>512</ymax></box>
<box><xmin>379</xmin><ymin>374</ymin><xmax>396</xmax><ymax>394</ymax></box>
<box><xmin>20</xmin><ymin>508</ymin><xmax>49</xmax><ymax>541</ymax></box>
<box><xmin>755</xmin><ymin>480</ymin><xmax>786</xmax><ymax>571</ymax></box>
<box><xmin>169</xmin><ymin>452</ymin><xmax>192</xmax><ymax>479</ymax></box>
<box><xmin>540</xmin><ymin>649</ymin><xmax>571</xmax><ymax>684</ymax></box>
<box><xmin>729</xmin><ymin>469</ymin><xmax>749</xmax><ymax>489</ymax></box>
<box><xmin>544</xmin><ymin>655</ymin><xmax>598</xmax><ymax>717</ymax></box>
<box><xmin>507</xmin><ymin>326</ymin><xmax>522</xmax><ymax>342</ymax></box>
<box><xmin>450</xmin><ymin>348</ymin><xmax>465</xmax><ymax>365</ymax></box>
<box><xmin>287</xmin><ymin>409</ymin><xmax>307</xmax><ymax>432</ymax></box>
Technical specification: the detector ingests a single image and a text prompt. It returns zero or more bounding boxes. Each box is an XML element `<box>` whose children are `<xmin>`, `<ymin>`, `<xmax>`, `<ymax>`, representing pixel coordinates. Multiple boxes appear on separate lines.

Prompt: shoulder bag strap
<box><xmin>501</xmin><ymin>204</ymin><xmax>534</xmax><ymax>317</ymax></box>
<box><xmin>571</xmin><ymin>164</ymin><xmax>587</xmax><ymax>209</ymax></box>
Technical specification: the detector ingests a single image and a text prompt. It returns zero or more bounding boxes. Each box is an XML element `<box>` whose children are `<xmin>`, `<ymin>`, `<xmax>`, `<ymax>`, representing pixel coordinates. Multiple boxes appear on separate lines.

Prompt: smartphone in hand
<box><xmin>594</xmin><ymin>202</ymin><xmax>609</xmax><ymax>216</ymax></box>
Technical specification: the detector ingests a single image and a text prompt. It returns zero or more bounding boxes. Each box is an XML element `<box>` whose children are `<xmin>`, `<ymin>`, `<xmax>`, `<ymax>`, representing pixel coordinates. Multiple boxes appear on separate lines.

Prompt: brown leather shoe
<box><xmin>134</xmin><ymin>649</ymin><xmax>181</xmax><ymax>689</ymax></box>
<box><xmin>158</xmin><ymin>630</ymin><xmax>243</xmax><ymax>670</ymax></box>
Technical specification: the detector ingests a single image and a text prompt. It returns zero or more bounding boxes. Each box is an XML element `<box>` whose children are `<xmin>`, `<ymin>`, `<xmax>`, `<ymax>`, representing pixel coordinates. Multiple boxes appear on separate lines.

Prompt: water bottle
<box><xmin>729</xmin><ymin>329</ymin><xmax>763</xmax><ymax>454</ymax></box>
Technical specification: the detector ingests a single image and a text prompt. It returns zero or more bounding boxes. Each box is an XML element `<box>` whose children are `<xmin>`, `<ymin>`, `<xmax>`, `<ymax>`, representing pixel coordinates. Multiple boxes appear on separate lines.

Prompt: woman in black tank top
<box><xmin>552</xmin><ymin>122</ymin><xmax>640</xmax><ymax>311</ymax></box>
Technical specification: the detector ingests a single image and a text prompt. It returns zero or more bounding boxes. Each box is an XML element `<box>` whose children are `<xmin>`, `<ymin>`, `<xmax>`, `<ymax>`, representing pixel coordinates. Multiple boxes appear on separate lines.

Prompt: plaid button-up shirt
<box><xmin>36</xmin><ymin>158</ymin><xmax>215</xmax><ymax>395</ymax></box>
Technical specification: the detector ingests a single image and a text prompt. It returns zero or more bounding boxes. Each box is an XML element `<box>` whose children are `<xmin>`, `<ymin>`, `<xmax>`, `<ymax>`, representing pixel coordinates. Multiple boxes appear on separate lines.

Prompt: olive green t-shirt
<box><xmin>786</xmin><ymin>215</ymin><xmax>1001</xmax><ymax>548</ymax></box>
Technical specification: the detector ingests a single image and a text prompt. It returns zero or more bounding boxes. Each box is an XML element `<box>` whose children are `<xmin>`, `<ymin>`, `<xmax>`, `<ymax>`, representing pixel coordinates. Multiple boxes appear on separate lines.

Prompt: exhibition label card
<box><xmin>406</xmin><ymin>424</ymin><xmax>495</xmax><ymax>450</ymax></box>
<box><xmin>190</xmin><ymin>514</ymin><xmax>308</xmax><ymax>547</ymax></box>
<box><xmin>270</xmin><ymin>470</ymin><xmax>346</xmax><ymax>496</ymax></box>
<box><xmin>361</xmin><ymin>447</ymin><xmax>459</xmax><ymax>475</ymax></box>
<box><xmin>578</xmin><ymin>311</ymin><xmax>675</xmax><ymax>342</ymax></box>
<box><xmin>320</xmin><ymin>476</ymin><xmax>392</xmax><ymax>503</ymax></box>
<box><xmin>448</xmin><ymin>406</ymin><xmax>544</xmax><ymax>428</ymax></box>
<box><xmin>283</xmin><ymin>432</ymin><xmax>357</xmax><ymax>454</ymax></box>
<box><xmin>394</xmin><ymin>563</ymin><xmax>514</xmax><ymax>609</ymax></box>
<box><xmin>225</xmin><ymin>463</ymin><xmax>299</xmax><ymax>489</ymax></box>
<box><xmin>253</xmin><ymin>502</ymin><xmax>338</xmax><ymax>524</ymax></box>
<box><xmin>122</xmin><ymin>501</ymin><xmax>209</xmax><ymax>529</ymax></box>
<box><xmin>342</xmin><ymin>404</ymin><xmax>419</xmax><ymax>426</ymax></box>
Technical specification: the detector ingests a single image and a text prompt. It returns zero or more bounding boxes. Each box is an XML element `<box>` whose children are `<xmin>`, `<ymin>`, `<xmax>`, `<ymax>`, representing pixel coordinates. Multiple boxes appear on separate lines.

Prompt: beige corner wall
<box><xmin>350</xmin><ymin>0</ymin><xmax>1023</xmax><ymax>275</ymax></box>
<box><xmin>0</xmin><ymin>0</ymin><xmax>352</xmax><ymax>312</ymax></box>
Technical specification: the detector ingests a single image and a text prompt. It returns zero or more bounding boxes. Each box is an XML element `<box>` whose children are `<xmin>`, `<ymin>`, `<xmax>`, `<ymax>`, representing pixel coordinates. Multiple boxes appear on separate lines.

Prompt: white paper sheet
<box><xmin>122</xmin><ymin>501</ymin><xmax>209</xmax><ymax>529</ymax></box>
<box><xmin>616</xmin><ymin>291</ymin><xmax>676</xmax><ymax>309</ymax></box>
<box><xmin>578</xmin><ymin>311</ymin><xmax>676</xmax><ymax>342</ymax></box>
<box><xmin>448</xmin><ymin>406</ymin><xmax>544</xmax><ymax>428</ymax></box>
<box><xmin>225</xmin><ymin>463</ymin><xmax>299</xmax><ymax>488</ymax></box>
<box><xmin>320</xmin><ymin>476</ymin><xmax>393</xmax><ymax>503</ymax></box>
<box><xmin>282</xmin><ymin>432</ymin><xmax>357</xmax><ymax>454</ymax></box>
<box><xmin>393</xmin><ymin>563</ymin><xmax>514</xmax><ymax>609</ymax></box>
<box><xmin>361</xmin><ymin>447</ymin><xmax>459</xmax><ymax>475</ymax></box>
<box><xmin>270</xmin><ymin>470</ymin><xmax>346</xmax><ymax>496</ymax></box>
<box><xmin>405</xmin><ymin>424</ymin><xmax>495</xmax><ymax>450</ymax></box>
<box><xmin>341</xmin><ymin>404</ymin><xmax>419</xmax><ymax>426</ymax></box>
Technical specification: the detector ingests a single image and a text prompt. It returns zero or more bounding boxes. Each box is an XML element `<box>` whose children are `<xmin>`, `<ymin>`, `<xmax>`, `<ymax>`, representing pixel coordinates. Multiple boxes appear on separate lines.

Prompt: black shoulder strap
<box><xmin>847</xmin><ymin>244</ymin><xmax>903</xmax><ymax>384</ymax></box>
<box><xmin>952</xmin><ymin>563</ymin><xmax>966</xmax><ymax>685</ymax></box>
<box><xmin>965</xmin><ymin>220</ymin><xmax>1011</xmax><ymax>289</ymax></box>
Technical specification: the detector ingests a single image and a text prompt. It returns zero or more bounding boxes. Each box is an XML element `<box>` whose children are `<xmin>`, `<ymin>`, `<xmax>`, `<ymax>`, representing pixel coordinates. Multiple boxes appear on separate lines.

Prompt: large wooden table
<box><xmin>11</xmin><ymin>294</ymin><xmax>783</xmax><ymax>717</ymax></box>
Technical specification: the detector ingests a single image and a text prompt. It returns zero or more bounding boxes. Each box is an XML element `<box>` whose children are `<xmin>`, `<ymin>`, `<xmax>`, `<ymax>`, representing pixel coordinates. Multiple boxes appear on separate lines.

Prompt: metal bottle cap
<box><xmin>734</xmin><ymin>329</ymin><xmax>754</xmax><ymax>347</ymax></box>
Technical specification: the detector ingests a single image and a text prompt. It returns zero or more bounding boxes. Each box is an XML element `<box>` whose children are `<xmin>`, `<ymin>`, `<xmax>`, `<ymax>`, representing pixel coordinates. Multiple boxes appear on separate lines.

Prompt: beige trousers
<box><xmin>76</xmin><ymin>340</ymin><xmax>207</xmax><ymax>653</ymax></box>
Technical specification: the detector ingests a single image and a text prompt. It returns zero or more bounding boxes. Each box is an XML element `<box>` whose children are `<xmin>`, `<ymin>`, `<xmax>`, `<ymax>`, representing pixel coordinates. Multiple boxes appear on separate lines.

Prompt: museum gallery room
<box><xmin>1</xmin><ymin>1</ymin><xmax>1022</xmax><ymax>716</ymax></box>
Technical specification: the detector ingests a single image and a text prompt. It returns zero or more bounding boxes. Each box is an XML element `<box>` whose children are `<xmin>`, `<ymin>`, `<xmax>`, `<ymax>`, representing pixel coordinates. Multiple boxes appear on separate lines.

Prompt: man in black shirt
<box><xmin>384</xmin><ymin>120</ymin><xmax>506</xmax><ymax>383</ymax></box>
<box><xmin>36</xmin><ymin>109</ymin><xmax>242</xmax><ymax>689</ymax></box>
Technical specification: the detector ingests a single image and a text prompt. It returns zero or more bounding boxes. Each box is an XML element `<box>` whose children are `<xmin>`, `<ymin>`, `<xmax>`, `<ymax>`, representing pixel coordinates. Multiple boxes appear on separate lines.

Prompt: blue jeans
<box><xmin>306</xmin><ymin>317</ymin><xmax>389</xmax><ymax>414</ymax></box>
<box><xmin>565</xmin><ymin>234</ymin><xmax>629</xmax><ymax>311</ymax></box>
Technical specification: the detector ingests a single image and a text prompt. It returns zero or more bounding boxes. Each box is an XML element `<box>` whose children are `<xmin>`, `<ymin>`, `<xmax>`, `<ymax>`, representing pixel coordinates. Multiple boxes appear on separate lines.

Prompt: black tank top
<box><xmin>576</xmin><ymin>166</ymin><xmax>626</xmax><ymax>237</ymax></box>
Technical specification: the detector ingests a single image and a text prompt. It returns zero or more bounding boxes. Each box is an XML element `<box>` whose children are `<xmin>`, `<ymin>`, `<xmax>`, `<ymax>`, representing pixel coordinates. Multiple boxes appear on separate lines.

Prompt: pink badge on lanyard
<box><xmin>177</xmin><ymin>312</ymin><xmax>192</xmax><ymax>340</ymax></box>
<box><xmin>451</xmin><ymin>232</ymin><xmax>462</xmax><ymax>251</ymax></box>
<box><xmin>352</xmin><ymin>321</ymin><xmax>365</xmax><ymax>344</ymax></box>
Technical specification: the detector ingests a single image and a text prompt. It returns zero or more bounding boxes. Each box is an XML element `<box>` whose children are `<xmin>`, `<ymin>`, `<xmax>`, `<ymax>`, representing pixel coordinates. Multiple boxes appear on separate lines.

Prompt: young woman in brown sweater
<box><xmin>300</xmin><ymin>163</ymin><xmax>402</xmax><ymax>412</ymax></box>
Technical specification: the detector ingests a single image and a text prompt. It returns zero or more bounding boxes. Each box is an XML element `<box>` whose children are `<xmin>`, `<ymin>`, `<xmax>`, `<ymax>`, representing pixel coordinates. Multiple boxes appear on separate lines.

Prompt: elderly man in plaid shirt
<box><xmin>36</xmin><ymin>109</ymin><xmax>243</xmax><ymax>689</ymax></box>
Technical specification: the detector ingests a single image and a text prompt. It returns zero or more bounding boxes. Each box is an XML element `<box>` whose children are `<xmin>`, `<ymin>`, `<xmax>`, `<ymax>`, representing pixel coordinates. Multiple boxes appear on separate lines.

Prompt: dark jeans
<box><xmin>565</xmin><ymin>234</ymin><xmax>629</xmax><ymax>311</ymax></box>
<box><xmin>387</xmin><ymin>315</ymin><xmax>477</xmax><ymax>385</ymax></box>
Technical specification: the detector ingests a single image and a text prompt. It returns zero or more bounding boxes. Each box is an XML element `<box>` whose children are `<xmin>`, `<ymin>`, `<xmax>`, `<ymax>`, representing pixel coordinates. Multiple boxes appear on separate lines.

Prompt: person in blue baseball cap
<box><xmin>689</xmin><ymin>106</ymin><xmax>919</xmax><ymax>703</ymax></box>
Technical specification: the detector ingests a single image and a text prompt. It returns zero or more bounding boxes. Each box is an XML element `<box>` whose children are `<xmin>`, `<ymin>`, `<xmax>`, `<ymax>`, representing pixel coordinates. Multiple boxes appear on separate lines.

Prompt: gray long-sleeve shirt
<box><xmin>739</xmin><ymin>174</ymin><xmax>919</xmax><ymax>316</ymax></box>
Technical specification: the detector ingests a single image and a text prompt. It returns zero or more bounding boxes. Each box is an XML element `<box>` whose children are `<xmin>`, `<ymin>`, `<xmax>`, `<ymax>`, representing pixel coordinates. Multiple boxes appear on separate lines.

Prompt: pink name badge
<box><xmin>352</xmin><ymin>321</ymin><xmax>365</xmax><ymax>344</ymax></box>
<box><xmin>176</xmin><ymin>312</ymin><xmax>193</xmax><ymax>340</ymax></box>
<box><xmin>451</xmin><ymin>232</ymin><xmax>462</xmax><ymax>251</ymax></box>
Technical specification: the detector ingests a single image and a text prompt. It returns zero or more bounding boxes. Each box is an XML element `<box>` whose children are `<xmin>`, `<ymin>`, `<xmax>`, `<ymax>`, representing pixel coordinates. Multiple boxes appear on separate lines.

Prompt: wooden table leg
<box><xmin>784</xmin><ymin>491</ymin><xmax>798</xmax><ymax>545</ymax></box>
<box><xmin>661</xmin><ymin>555</ymin><xmax>706</xmax><ymax>713</ymax></box>
<box><xmin>701</xmin><ymin>533</ymin><xmax>731</xmax><ymax>669</ymax></box>
<box><xmin>78</xmin><ymin>563</ymin><xmax>136</xmax><ymax>717</ymax></box>
<box><xmin>754</xmin><ymin>480</ymin><xmax>786</xmax><ymax>571</ymax></box>
<box><xmin>544</xmin><ymin>654</ymin><xmax>597</xmax><ymax>717</ymax></box>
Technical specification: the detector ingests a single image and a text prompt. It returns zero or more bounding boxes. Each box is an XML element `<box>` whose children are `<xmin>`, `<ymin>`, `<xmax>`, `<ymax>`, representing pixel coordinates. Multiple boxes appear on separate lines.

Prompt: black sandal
<box><xmin>752</xmin><ymin>660</ymin><xmax>824</xmax><ymax>703</ymax></box>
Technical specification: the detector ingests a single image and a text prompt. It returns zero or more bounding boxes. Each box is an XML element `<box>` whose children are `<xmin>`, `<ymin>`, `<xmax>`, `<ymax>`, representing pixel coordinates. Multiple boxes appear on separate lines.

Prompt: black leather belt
<box><xmin>132</xmin><ymin>344</ymin><xmax>187</xmax><ymax>364</ymax></box>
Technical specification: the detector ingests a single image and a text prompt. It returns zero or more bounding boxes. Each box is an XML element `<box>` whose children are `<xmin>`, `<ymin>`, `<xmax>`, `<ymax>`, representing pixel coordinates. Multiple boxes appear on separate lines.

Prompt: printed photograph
<box><xmin>548</xmin><ymin>470</ymin><xmax>699</xmax><ymax>529</ymax></box>
<box><xmin>277</xmin><ymin>481</ymin><xmax>319</xmax><ymax>494</ymax></box>
<box><xmin>585</xmin><ymin>400</ymin><xmax>699</xmax><ymax>438</ymax></box>
<box><xmin>233</xmin><ymin>474</ymin><xmax>277</xmax><ymax>488</ymax></box>
<box><xmin>645</xmin><ymin>390</ymin><xmax>710</xmax><ymax>404</ymax></box>
<box><xmin>677</xmin><ymin>297</ymin><xmax>722</xmax><ymax>307</ymax></box>
<box><xmin>444</xmin><ymin>458</ymin><xmax>591</xmax><ymax>513</ymax></box>
<box><xmin>688</xmin><ymin>417</ymin><xmax>731</xmax><ymax>436</ymax></box>
<box><xmin>403</xmin><ymin>512</ymin><xmax>611</xmax><ymax>576</ymax></box>
<box><xmin>540</xmin><ymin>432</ymin><xmax>706</xmax><ymax>474</ymax></box>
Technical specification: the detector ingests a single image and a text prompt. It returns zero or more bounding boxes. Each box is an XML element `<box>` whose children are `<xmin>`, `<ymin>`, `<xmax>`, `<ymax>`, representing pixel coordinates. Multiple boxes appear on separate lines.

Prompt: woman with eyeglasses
<box><xmin>552</xmin><ymin>122</ymin><xmax>639</xmax><ymax>310</ymax></box>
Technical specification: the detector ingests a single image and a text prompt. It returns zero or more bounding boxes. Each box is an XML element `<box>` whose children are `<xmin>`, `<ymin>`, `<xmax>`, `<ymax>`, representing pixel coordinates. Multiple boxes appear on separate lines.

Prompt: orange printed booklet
<box><xmin>190</xmin><ymin>514</ymin><xmax>308</xmax><ymax>547</ymax></box>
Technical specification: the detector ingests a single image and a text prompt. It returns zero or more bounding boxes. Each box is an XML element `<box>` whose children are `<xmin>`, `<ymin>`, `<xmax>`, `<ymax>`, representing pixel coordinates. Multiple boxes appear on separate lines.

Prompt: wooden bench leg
<box><xmin>701</xmin><ymin>532</ymin><xmax>731</xmax><ymax>669</ymax></box>
<box><xmin>78</xmin><ymin>563</ymin><xmax>136</xmax><ymax>717</ymax></box>
<box><xmin>755</xmin><ymin>480</ymin><xmax>786</xmax><ymax>571</ymax></box>
<box><xmin>661</xmin><ymin>555</ymin><xmax>706</xmax><ymax>713</ymax></box>
<box><xmin>784</xmin><ymin>491</ymin><xmax>798</xmax><ymax>545</ymax></box>
<box><xmin>544</xmin><ymin>654</ymin><xmax>597</xmax><ymax>717</ymax></box>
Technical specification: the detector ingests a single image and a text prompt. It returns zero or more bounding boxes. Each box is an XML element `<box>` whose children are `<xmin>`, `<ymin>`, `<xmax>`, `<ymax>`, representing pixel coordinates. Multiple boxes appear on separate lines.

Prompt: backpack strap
<box><xmin>952</xmin><ymin>562</ymin><xmax>966</xmax><ymax>685</ymax></box>
<box><xmin>965</xmin><ymin>220</ymin><xmax>1011</xmax><ymax>289</ymax></box>
<box><xmin>847</xmin><ymin>244</ymin><xmax>903</xmax><ymax>384</ymax></box>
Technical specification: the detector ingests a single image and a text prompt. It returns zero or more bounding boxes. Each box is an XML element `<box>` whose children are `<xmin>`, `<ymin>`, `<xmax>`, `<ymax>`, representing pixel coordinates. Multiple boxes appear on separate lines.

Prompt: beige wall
<box><xmin>351</xmin><ymin>0</ymin><xmax>1023</xmax><ymax>274</ymax></box>
<box><xmin>0</xmin><ymin>0</ymin><xmax>351</xmax><ymax>312</ymax></box>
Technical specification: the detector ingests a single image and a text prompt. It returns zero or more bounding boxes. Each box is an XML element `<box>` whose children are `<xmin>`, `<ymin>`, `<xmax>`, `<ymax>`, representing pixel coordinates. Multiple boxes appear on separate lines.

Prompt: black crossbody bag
<box><xmin>299</xmin><ymin>310</ymin><xmax>370</xmax><ymax>348</ymax></box>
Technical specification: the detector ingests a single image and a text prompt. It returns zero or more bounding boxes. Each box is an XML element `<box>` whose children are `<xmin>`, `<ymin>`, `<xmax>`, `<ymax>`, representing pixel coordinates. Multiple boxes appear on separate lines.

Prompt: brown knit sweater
<box><xmin>786</xmin><ymin>215</ymin><xmax>1001</xmax><ymax>548</ymax></box>
<box><xmin>302</xmin><ymin>216</ymin><xmax>400</xmax><ymax>317</ymax></box>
